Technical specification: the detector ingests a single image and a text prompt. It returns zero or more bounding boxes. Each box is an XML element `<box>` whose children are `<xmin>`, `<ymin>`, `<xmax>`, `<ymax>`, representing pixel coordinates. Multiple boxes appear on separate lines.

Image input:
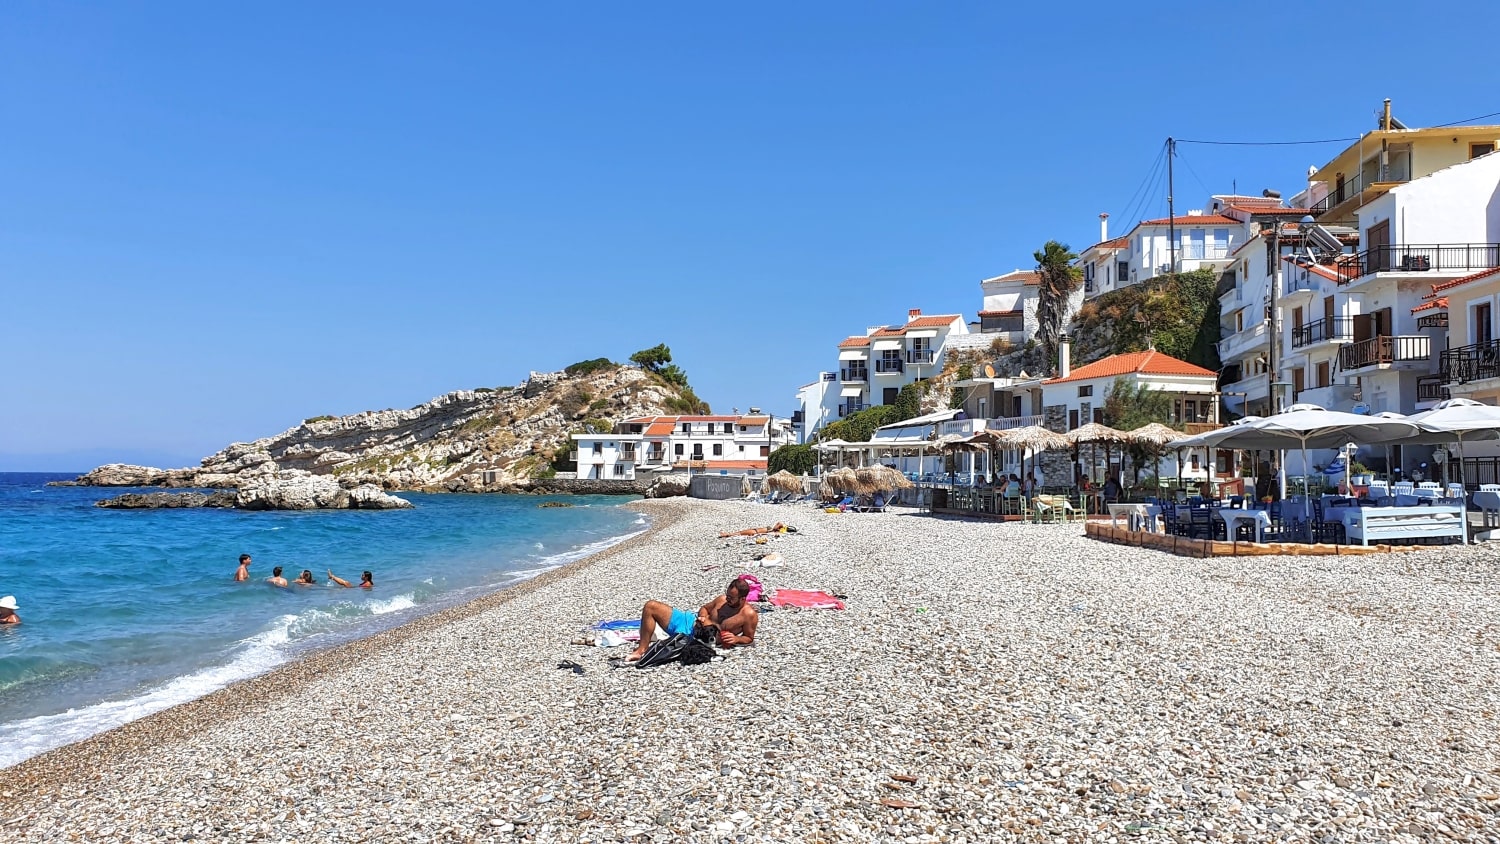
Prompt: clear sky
<box><xmin>5</xmin><ymin>1</ymin><xmax>1499</xmax><ymax>470</ymax></box>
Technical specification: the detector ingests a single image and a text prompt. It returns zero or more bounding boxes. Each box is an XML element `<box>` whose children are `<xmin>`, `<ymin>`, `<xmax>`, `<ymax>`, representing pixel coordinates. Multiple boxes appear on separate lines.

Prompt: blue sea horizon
<box><xmin>0</xmin><ymin>472</ymin><xmax>646</xmax><ymax>768</ymax></box>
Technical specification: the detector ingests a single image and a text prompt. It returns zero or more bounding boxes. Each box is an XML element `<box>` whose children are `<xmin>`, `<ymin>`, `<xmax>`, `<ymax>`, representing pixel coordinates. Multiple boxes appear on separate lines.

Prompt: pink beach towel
<box><xmin>769</xmin><ymin>589</ymin><xmax>845</xmax><ymax>610</ymax></box>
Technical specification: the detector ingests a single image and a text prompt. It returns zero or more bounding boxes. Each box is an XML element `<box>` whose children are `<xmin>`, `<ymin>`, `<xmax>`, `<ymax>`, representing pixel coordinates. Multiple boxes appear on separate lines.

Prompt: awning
<box><xmin>838</xmin><ymin>349</ymin><xmax>869</xmax><ymax>360</ymax></box>
<box><xmin>840</xmin><ymin>386</ymin><xmax>864</xmax><ymax>397</ymax></box>
<box><xmin>872</xmin><ymin>338</ymin><xmax>903</xmax><ymax>350</ymax></box>
<box><xmin>905</xmin><ymin>329</ymin><xmax>938</xmax><ymax>339</ymax></box>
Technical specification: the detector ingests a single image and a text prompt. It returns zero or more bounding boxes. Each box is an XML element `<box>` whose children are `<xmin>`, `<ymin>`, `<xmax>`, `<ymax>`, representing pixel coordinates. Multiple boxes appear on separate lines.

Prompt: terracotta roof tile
<box><xmin>871</xmin><ymin>326</ymin><xmax>907</xmax><ymax>338</ymax></box>
<box><xmin>1044</xmin><ymin>350</ymin><xmax>1217</xmax><ymax>385</ymax></box>
<box><xmin>675</xmin><ymin>459</ymin><xmax>767</xmax><ymax>471</ymax></box>
<box><xmin>838</xmin><ymin>336</ymin><xmax>871</xmax><ymax>348</ymax></box>
<box><xmin>1411</xmin><ymin>297</ymin><xmax>1448</xmax><ymax>314</ymax></box>
<box><xmin>1137</xmin><ymin>215</ymin><xmax>1240</xmax><ymax>227</ymax></box>
<box><xmin>1426</xmin><ymin>266</ymin><xmax>1500</xmax><ymax>295</ymax></box>
<box><xmin>1084</xmin><ymin>236</ymin><xmax>1130</xmax><ymax>252</ymax></box>
<box><xmin>1282</xmin><ymin>255</ymin><xmax>1341</xmax><ymax>282</ymax></box>
<box><xmin>905</xmin><ymin>314</ymin><xmax>964</xmax><ymax>328</ymax></box>
<box><xmin>983</xmin><ymin>270</ymin><xmax>1041</xmax><ymax>286</ymax></box>
<box><xmin>978</xmin><ymin>309</ymin><xmax>1022</xmax><ymax>317</ymax></box>
<box><xmin>644</xmin><ymin>420</ymin><xmax>675</xmax><ymax>436</ymax></box>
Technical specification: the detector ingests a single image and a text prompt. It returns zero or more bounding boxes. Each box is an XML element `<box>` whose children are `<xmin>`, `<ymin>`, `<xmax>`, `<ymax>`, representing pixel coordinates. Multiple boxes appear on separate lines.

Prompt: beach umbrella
<box><xmin>1126</xmin><ymin>423</ymin><xmax>1188</xmax><ymax>496</ymax></box>
<box><xmin>1176</xmin><ymin>404</ymin><xmax>1420</xmax><ymax>539</ymax></box>
<box><xmin>766</xmin><ymin>470</ymin><xmax>802</xmax><ymax>494</ymax></box>
<box><xmin>826</xmin><ymin>467</ymin><xmax>859</xmax><ymax>494</ymax></box>
<box><xmin>741</xmin><ymin>474</ymin><xmax>754</xmax><ymax>497</ymax></box>
<box><xmin>1399</xmin><ymin>399</ymin><xmax>1500</xmax><ymax>543</ymax></box>
<box><xmin>817</xmin><ymin>478</ymin><xmax>837</xmax><ymax>500</ymax></box>
<box><xmin>873</xmin><ymin>464</ymin><xmax>914</xmax><ymax>490</ymax></box>
<box><xmin>1065</xmin><ymin>423</ymin><xmax>1129</xmax><ymax>489</ymax></box>
<box><xmin>996</xmin><ymin>425</ymin><xmax>1069</xmax><ymax>491</ymax></box>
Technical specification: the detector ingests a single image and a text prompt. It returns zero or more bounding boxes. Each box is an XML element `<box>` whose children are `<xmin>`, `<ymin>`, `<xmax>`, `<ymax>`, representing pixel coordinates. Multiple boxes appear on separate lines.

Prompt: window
<box><xmin>680</xmin><ymin>423</ymin><xmax>690</xmax><ymax>433</ymax></box>
<box><xmin>1190</xmin><ymin>454</ymin><xmax>1200</xmax><ymax>471</ymax></box>
<box><xmin>1292</xmin><ymin>368</ymin><xmax>1305</xmax><ymax>395</ymax></box>
<box><xmin>1184</xmin><ymin>400</ymin><xmax>1197</xmax><ymax>421</ymax></box>
<box><xmin>723</xmin><ymin>423</ymin><xmax>733</xmax><ymax>434</ymax></box>
<box><xmin>712</xmin><ymin>444</ymin><xmax>723</xmax><ymax>456</ymax></box>
<box><xmin>883</xmin><ymin>387</ymin><xmax>899</xmax><ymax>405</ymax></box>
<box><xmin>1092</xmin><ymin>408</ymin><xmax>1104</xmax><ymax>424</ymax></box>
<box><xmin>1235</xmin><ymin>310</ymin><xmax>1244</xmax><ymax>332</ymax></box>
<box><xmin>592</xmin><ymin>442</ymin><xmax>602</xmax><ymax>454</ymax></box>
<box><xmin>1185</xmin><ymin>229</ymin><xmax>1205</xmax><ymax>260</ymax></box>
<box><xmin>737</xmin><ymin>425</ymin><xmax>746</xmax><ymax>432</ymax></box>
<box><xmin>1214</xmin><ymin>228</ymin><xmax>1230</xmax><ymax>257</ymax></box>
<box><xmin>1472</xmin><ymin>142</ymin><xmax>1496</xmax><ymax>160</ymax></box>
<box><xmin>1069</xmin><ymin>409</ymin><xmax>1079</xmax><ymax>429</ymax></box>
<box><xmin>1078</xmin><ymin>385</ymin><xmax>1093</xmax><ymax>398</ymax></box>
<box><xmin>760</xmin><ymin>445</ymin><xmax>770</xmax><ymax>457</ymax></box>
<box><xmin>613</xmin><ymin>464</ymin><xmax>626</xmax><ymax>477</ymax></box>
<box><xmin>692</xmin><ymin>444</ymin><xmax>703</xmax><ymax>458</ymax></box>
<box><xmin>1116</xmin><ymin>260</ymin><xmax>1129</xmax><ymax>283</ymax></box>
<box><xmin>738</xmin><ymin>445</ymin><xmax>745</xmax><ymax>452</ymax></box>
<box><xmin>674</xmin><ymin>443</ymin><xmax>684</xmax><ymax>456</ymax></box>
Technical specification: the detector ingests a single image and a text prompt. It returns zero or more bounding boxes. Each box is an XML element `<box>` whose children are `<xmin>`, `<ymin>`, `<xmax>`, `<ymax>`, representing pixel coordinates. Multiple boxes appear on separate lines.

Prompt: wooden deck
<box><xmin>1085</xmin><ymin>521</ymin><xmax>1419</xmax><ymax>557</ymax></box>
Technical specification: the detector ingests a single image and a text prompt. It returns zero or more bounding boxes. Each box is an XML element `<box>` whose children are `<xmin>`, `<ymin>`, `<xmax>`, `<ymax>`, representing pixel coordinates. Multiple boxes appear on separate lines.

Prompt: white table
<box><xmin>1217</xmin><ymin>508</ymin><xmax>1271</xmax><ymax>543</ymax></box>
<box><xmin>1107</xmin><ymin>503</ymin><xmax>1154</xmax><ymax>531</ymax></box>
<box><xmin>1330</xmin><ymin>504</ymin><xmax>1465</xmax><ymax>546</ymax></box>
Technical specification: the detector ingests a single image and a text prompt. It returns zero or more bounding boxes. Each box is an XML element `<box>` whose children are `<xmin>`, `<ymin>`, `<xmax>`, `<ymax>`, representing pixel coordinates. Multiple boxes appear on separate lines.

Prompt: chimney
<box><xmin>1383</xmin><ymin>98</ymin><xmax>1392</xmax><ymax>131</ymax></box>
<box><xmin>1059</xmin><ymin>334</ymin><xmax>1071</xmax><ymax>379</ymax></box>
<box><xmin>1099</xmin><ymin>213</ymin><xmax>1109</xmax><ymax>242</ymax></box>
<box><xmin>907</xmin><ymin>308</ymin><xmax>922</xmax><ymax>321</ymax></box>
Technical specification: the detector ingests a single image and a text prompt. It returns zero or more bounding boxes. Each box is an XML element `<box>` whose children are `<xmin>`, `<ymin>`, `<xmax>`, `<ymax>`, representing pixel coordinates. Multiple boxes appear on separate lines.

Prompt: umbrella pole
<box><xmin>1302</xmin><ymin>441</ymin><xmax>1313</xmax><ymax>543</ymax></box>
<box><xmin>1460</xmin><ymin>436</ymin><xmax>1470</xmax><ymax>545</ymax></box>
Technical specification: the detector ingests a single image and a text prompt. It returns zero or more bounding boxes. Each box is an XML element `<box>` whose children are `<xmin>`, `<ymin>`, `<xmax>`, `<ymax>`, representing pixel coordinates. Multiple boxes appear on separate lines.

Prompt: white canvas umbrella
<box><xmin>1174</xmin><ymin>405</ymin><xmax>1420</xmax><ymax>539</ymax></box>
<box><xmin>1400</xmin><ymin>398</ymin><xmax>1500</xmax><ymax>543</ymax></box>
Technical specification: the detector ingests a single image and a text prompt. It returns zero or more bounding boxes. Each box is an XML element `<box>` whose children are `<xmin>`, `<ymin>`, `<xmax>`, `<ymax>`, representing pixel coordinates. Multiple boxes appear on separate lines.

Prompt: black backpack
<box><xmin>634</xmin><ymin>633</ymin><xmax>717</xmax><ymax>668</ymax></box>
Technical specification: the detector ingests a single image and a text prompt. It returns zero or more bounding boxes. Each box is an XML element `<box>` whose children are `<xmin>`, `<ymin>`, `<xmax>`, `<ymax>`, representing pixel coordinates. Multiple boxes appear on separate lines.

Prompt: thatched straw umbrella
<box><xmin>1125</xmin><ymin>422</ymin><xmax>1188</xmax><ymax>496</ymax></box>
<box><xmin>765</xmin><ymin>470</ymin><xmax>802</xmax><ymax>494</ymax></box>
<box><xmin>817</xmin><ymin>478</ymin><xmax>837</xmax><ymax>501</ymax></box>
<box><xmin>826</xmin><ymin>467</ymin><xmax>860</xmax><ymax>494</ymax></box>
<box><xmin>872</xmin><ymin>464</ymin><xmax>914</xmax><ymax>490</ymax></box>
<box><xmin>1064</xmin><ymin>422</ymin><xmax>1130</xmax><ymax>489</ymax></box>
<box><xmin>996</xmin><ymin>425</ymin><xmax>1070</xmax><ymax>491</ymax></box>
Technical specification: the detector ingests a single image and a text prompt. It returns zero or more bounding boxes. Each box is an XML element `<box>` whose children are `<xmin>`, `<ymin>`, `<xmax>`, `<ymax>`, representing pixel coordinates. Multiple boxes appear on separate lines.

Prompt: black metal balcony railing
<box><xmin>1416</xmin><ymin>375</ymin><xmax>1449</xmax><ymax>403</ymax></box>
<box><xmin>839</xmin><ymin>402</ymin><xmax>866</xmax><ymax>417</ymax></box>
<box><xmin>1338</xmin><ymin>335</ymin><xmax>1431</xmax><ymax>370</ymax></box>
<box><xmin>906</xmin><ymin>348</ymin><xmax>935</xmax><ymax>365</ymax></box>
<box><xmin>619</xmin><ymin>450</ymin><xmax>637</xmax><ymax>463</ymax></box>
<box><xmin>1291</xmin><ymin>316</ymin><xmax>1353</xmax><ymax>348</ymax></box>
<box><xmin>840</xmin><ymin>367</ymin><xmax>868</xmax><ymax>382</ymax></box>
<box><xmin>1310</xmin><ymin>173</ymin><xmax>1369</xmax><ymax>216</ymax></box>
<box><xmin>645</xmin><ymin>451</ymin><xmax>666</xmax><ymax>463</ymax></box>
<box><xmin>1336</xmin><ymin>244</ymin><xmax>1500</xmax><ymax>284</ymax></box>
<box><xmin>1440</xmin><ymin>338</ymin><xmax>1500</xmax><ymax>384</ymax></box>
<box><xmin>874</xmin><ymin>359</ymin><xmax>905</xmax><ymax>373</ymax></box>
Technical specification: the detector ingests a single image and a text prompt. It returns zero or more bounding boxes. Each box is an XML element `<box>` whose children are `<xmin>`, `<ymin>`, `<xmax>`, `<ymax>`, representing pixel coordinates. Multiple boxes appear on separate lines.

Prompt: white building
<box><xmin>828</xmin><ymin>310</ymin><xmax>968</xmax><ymax>420</ymax></box>
<box><xmin>794</xmin><ymin>373</ymin><xmax>838</xmax><ymax>443</ymax></box>
<box><xmin>571</xmin><ymin>414</ymin><xmax>795</xmax><ymax>480</ymax></box>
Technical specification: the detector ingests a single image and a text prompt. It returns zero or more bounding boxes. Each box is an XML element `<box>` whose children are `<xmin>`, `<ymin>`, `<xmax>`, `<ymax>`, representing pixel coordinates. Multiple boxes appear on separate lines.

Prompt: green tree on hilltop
<box><xmin>630</xmin><ymin>344</ymin><xmax>673</xmax><ymax>373</ymax></box>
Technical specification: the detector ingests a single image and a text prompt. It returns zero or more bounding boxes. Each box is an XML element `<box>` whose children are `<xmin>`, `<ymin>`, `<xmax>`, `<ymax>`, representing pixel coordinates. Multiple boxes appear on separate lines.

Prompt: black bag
<box><xmin>635</xmin><ymin>633</ymin><xmax>717</xmax><ymax>668</ymax></box>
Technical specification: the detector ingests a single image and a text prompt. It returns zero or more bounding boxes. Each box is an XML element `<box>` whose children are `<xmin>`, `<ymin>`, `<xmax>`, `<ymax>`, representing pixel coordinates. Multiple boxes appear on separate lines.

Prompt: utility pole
<box><xmin>1167</xmin><ymin>137</ymin><xmax>1177</xmax><ymax>275</ymax></box>
<box><xmin>1268</xmin><ymin>223</ymin><xmax>1288</xmax><ymax>500</ymax></box>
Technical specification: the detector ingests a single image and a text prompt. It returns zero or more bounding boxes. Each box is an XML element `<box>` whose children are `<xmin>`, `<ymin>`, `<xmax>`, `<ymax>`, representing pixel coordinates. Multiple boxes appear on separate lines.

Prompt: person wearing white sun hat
<box><xmin>0</xmin><ymin>596</ymin><xmax>18</xmax><ymax>625</ymax></box>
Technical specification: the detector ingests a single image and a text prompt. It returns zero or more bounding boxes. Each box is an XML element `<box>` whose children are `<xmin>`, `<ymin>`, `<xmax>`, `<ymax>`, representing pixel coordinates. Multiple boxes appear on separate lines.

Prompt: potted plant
<box><xmin>1350</xmin><ymin>460</ymin><xmax>1372</xmax><ymax>487</ymax></box>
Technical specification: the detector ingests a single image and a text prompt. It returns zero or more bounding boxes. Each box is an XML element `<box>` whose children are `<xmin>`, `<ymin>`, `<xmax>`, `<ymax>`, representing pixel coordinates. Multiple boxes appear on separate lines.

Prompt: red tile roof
<box><xmin>1426</xmin><ymin>266</ymin><xmax>1500</xmax><ymax>295</ymax></box>
<box><xmin>871</xmin><ymin>327</ymin><xmax>907</xmax><ymax>338</ymax></box>
<box><xmin>905</xmin><ymin>314</ymin><xmax>964</xmax><ymax>328</ymax></box>
<box><xmin>983</xmin><ymin>270</ymin><xmax>1041</xmax><ymax>286</ymax></box>
<box><xmin>838</xmin><ymin>336</ymin><xmax>871</xmax><ymax>348</ymax></box>
<box><xmin>1084</xmin><ymin>236</ymin><xmax>1130</xmax><ymax>252</ymax></box>
<box><xmin>738</xmin><ymin>416</ymin><xmax>768</xmax><ymax>424</ymax></box>
<box><xmin>1282</xmin><ymin>255</ymin><xmax>1340</xmax><ymax>282</ymax></box>
<box><xmin>644</xmin><ymin>420</ymin><xmax>676</xmax><ymax>436</ymax></box>
<box><xmin>675</xmin><ymin>459</ymin><xmax>767</xmax><ymax>471</ymax></box>
<box><xmin>1044</xmin><ymin>350</ymin><xmax>1217</xmax><ymax>385</ymax></box>
<box><xmin>1411</xmin><ymin>297</ymin><xmax>1448</xmax><ymax>314</ymax></box>
<box><xmin>978</xmin><ymin>309</ymin><xmax>1022</xmax><ymax>317</ymax></box>
<box><xmin>1137</xmin><ymin>215</ymin><xmax>1239</xmax><ymax>227</ymax></box>
<box><xmin>1226</xmin><ymin>205</ymin><xmax>1312</xmax><ymax>216</ymax></box>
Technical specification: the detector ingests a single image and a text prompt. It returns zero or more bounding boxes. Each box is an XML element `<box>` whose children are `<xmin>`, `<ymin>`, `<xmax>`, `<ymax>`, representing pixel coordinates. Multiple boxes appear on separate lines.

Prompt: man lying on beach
<box><xmin>266</xmin><ymin>567</ymin><xmax>288</xmax><ymax>588</ymax></box>
<box><xmin>328</xmin><ymin>570</ymin><xmax>373</xmax><ymax>588</ymax></box>
<box><xmin>627</xmin><ymin>577</ymin><xmax>758</xmax><ymax>662</ymax></box>
<box><xmin>234</xmin><ymin>554</ymin><xmax>251</xmax><ymax>582</ymax></box>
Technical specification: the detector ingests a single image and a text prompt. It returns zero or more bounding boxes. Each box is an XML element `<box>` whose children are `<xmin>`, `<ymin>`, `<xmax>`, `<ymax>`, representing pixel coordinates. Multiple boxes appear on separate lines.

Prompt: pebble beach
<box><xmin>4</xmin><ymin>497</ymin><xmax>1500</xmax><ymax>842</ymax></box>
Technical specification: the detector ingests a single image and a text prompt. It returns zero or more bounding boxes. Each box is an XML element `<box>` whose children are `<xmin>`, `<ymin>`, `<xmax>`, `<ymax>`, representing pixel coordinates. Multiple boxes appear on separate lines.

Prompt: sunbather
<box><xmin>718</xmin><ymin>522</ymin><xmax>786</xmax><ymax>538</ymax></box>
<box><xmin>626</xmin><ymin>577</ymin><xmax>759</xmax><ymax>662</ymax></box>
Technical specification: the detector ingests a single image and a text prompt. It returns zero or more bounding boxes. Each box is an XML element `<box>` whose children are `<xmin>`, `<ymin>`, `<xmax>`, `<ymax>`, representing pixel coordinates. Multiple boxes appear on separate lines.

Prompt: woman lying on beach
<box><xmin>718</xmin><ymin>522</ymin><xmax>786</xmax><ymax>539</ymax></box>
<box><xmin>328</xmin><ymin>570</ymin><xmax>374</xmax><ymax>588</ymax></box>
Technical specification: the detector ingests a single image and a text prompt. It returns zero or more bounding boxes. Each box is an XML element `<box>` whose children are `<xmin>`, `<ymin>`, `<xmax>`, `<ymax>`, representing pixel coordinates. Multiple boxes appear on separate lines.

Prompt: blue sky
<box><xmin>4</xmin><ymin>2</ymin><xmax>1499</xmax><ymax>470</ymax></box>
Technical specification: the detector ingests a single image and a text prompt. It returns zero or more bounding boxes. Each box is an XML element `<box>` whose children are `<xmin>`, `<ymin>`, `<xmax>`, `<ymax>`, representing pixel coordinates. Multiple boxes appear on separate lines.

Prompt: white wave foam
<box><xmin>0</xmin><ymin>615</ymin><xmax>299</xmax><ymax>769</ymax></box>
<box><xmin>533</xmin><ymin>541</ymin><xmax>545</xmax><ymax>550</ymax></box>
<box><xmin>368</xmin><ymin>594</ymin><xmax>416</xmax><ymax>615</ymax></box>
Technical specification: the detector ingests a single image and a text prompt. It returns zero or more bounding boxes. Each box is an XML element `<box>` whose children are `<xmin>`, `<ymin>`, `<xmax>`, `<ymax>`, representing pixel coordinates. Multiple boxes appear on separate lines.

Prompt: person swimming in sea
<box><xmin>0</xmin><ymin>596</ymin><xmax>19</xmax><ymax>625</ymax></box>
<box><xmin>234</xmin><ymin>554</ymin><xmax>252</xmax><ymax>582</ymax></box>
<box><xmin>266</xmin><ymin>567</ymin><xmax>289</xmax><ymax>588</ymax></box>
<box><xmin>292</xmin><ymin>570</ymin><xmax>317</xmax><ymax>586</ymax></box>
<box><xmin>328</xmin><ymin>570</ymin><xmax>373</xmax><ymax>588</ymax></box>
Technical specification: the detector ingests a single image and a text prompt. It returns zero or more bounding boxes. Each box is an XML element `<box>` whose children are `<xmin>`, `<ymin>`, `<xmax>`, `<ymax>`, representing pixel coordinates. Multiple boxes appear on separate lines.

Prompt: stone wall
<box><xmin>525</xmin><ymin>477</ymin><xmax>648</xmax><ymax>496</ymax></box>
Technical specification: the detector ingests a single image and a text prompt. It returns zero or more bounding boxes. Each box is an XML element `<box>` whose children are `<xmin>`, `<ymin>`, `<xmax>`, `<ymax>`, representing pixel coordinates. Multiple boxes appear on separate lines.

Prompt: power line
<box><xmin>1172</xmin><ymin>145</ymin><xmax>1215</xmax><ymax>201</ymax></box>
<box><xmin>1110</xmin><ymin>141</ymin><xmax>1167</xmax><ymax>232</ymax></box>
<box><xmin>1432</xmin><ymin>109</ymin><xmax>1500</xmax><ymax>128</ymax></box>
<box><xmin>1176</xmin><ymin>136</ymin><xmax>1359</xmax><ymax>147</ymax></box>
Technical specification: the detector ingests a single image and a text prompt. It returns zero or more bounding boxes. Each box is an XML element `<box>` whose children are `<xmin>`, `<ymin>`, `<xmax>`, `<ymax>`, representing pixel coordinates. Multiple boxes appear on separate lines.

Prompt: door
<box><xmin>1323</xmin><ymin>295</ymin><xmax>1336</xmax><ymax>323</ymax></box>
<box><xmin>1292</xmin><ymin>368</ymin><xmax>1305</xmax><ymax>397</ymax></box>
<box><xmin>1315</xmin><ymin>361</ymin><xmax>1330</xmax><ymax>388</ymax></box>
<box><xmin>1367</xmin><ymin>220</ymin><xmax>1391</xmax><ymax>273</ymax></box>
<box><xmin>1476</xmin><ymin>302</ymin><xmax>1494</xmax><ymax>345</ymax></box>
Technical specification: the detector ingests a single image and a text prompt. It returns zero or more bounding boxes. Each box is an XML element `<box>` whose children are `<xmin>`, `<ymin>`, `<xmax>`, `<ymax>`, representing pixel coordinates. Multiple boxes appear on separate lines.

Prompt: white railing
<box><xmin>937</xmin><ymin>415</ymin><xmax>1046</xmax><ymax>436</ymax></box>
<box><xmin>1216</xmin><ymin>321</ymin><xmax>1268</xmax><ymax>360</ymax></box>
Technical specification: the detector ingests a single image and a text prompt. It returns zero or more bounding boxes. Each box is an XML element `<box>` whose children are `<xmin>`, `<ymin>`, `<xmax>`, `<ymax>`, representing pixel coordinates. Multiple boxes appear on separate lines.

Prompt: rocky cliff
<box><xmin>68</xmin><ymin>363</ymin><xmax>704</xmax><ymax>492</ymax></box>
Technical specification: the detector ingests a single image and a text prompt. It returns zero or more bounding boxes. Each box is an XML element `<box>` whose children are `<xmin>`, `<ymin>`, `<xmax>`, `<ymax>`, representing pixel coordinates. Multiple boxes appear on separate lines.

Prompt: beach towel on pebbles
<box><xmin>769</xmin><ymin>589</ymin><xmax>845</xmax><ymax>610</ymax></box>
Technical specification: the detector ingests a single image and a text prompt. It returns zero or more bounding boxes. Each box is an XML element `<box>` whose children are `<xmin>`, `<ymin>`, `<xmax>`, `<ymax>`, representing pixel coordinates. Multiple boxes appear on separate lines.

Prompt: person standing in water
<box><xmin>328</xmin><ymin>570</ymin><xmax>373</xmax><ymax>588</ymax></box>
<box><xmin>266</xmin><ymin>567</ymin><xmax>288</xmax><ymax>588</ymax></box>
<box><xmin>292</xmin><ymin>570</ymin><xmax>317</xmax><ymax>586</ymax></box>
<box><xmin>234</xmin><ymin>554</ymin><xmax>252</xmax><ymax>582</ymax></box>
<box><xmin>0</xmin><ymin>596</ymin><xmax>19</xmax><ymax>625</ymax></box>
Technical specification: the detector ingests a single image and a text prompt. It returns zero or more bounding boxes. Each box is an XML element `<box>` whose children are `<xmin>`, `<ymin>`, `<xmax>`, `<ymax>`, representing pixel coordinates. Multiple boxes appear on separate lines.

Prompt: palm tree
<box><xmin>1033</xmin><ymin>240</ymin><xmax>1082</xmax><ymax>370</ymax></box>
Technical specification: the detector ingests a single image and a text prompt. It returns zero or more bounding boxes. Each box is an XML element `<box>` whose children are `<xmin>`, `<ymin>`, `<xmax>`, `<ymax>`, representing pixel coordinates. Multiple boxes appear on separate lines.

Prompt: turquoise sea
<box><xmin>0</xmin><ymin>472</ymin><xmax>646</xmax><ymax>768</ymax></box>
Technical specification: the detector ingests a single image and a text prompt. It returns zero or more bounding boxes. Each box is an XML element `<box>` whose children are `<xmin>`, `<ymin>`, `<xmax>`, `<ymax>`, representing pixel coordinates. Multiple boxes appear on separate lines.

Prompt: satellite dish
<box><xmin>1352</xmin><ymin>403</ymin><xmax>1371</xmax><ymax>415</ymax></box>
<box><xmin>983</xmin><ymin>364</ymin><xmax>995</xmax><ymax>378</ymax></box>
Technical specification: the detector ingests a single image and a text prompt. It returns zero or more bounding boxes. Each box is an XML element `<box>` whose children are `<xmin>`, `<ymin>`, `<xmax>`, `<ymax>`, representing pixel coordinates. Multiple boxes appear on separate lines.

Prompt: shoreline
<box><xmin>0</xmin><ymin>498</ymin><xmax>678</xmax><ymax>784</ymax></box>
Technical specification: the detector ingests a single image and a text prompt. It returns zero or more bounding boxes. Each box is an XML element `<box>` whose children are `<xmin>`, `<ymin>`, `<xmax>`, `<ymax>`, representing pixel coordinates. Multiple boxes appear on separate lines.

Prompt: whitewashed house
<box><xmin>794</xmin><ymin>373</ymin><xmax>839</xmax><ymax>443</ymax></box>
<box><xmin>827</xmin><ymin>310</ymin><xmax>968</xmax><ymax>420</ymax></box>
<box><xmin>571</xmin><ymin>414</ymin><xmax>795</xmax><ymax>480</ymax></box>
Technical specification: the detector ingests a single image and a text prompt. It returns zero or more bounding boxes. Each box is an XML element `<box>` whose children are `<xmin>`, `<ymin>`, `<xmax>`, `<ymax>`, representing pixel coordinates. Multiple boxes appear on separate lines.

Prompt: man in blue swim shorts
<box><xmin>626</xmin><ymin>577</ymin><xmax>759</xmax><ymax>662</ymax></box>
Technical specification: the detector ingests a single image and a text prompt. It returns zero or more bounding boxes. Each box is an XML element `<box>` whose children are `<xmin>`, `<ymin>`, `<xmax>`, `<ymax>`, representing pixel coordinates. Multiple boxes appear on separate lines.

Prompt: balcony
<box><xmin>937</xmin><ymin>415</ymin><xmax>1046</xmax><ymax>437</ymax></box>
<box><xmin>1309</xmin><ymin>172</ymin><xmax>1406</xmax><ymax>221</ymax></box>
<box><xmin>839</xmin><ymin>402</ymin><xmax>866</xmax><ymax>417</ymax></box>
<box><xmin>1336</xmin><ymin>243</ymin><xmax>1500</xmax><ymax>285</ymax></box>
<box><xmin>644</xmin><ymin>450</ymin><xmax>667</xmax><ymax>464</ymax></box>
<box><xmin>1290</xmin><ymin>316</ymin><xmax>1353</xmax><ymax>349</ymax></box>
<box><xmin>1217</xmin><ymin>321</ymin><xmax>1268</xmax><ymax>360</ymax></box>
<box><xmin>873</xmin><ymin>359</ymin><xmax>905</xmax><ymax>374</ymax></box>
<box><xmin>1292</xmin><ymin>383</ymin><xmax>1358</xmax><ymax>410</ymax></box>
<box><xmin>618</xmin><ymin>450</ymin><xmax>637</xmax><ymax>463</ymax></box>
<box><xmin>1417</xmin><ymin>375</ymin><xmax>1449</xmax><ymax>403</ymax></box>
<box><xmin>987</xmin><ymin>414</ymin><xmax>1045</xmax><ymax>430</ymax></box>
<box><xmin>840</xmin><ymin>367</ymin><xmax>868</xmax><ymax>383</ymax></box>
<box><xmin>906</xmin><ymin>348</ymin><xmax>936</xmax><ymax>365</ymax></box>
<box><xmin>1338</xmin><ymin>335</ymin><xmax>1431</xmax><ymax>371</ymax></box>
<box><xmin>1440</xmin><ymin>339</ymin><xmax>1500</xmax><ymax>384</ymax></box>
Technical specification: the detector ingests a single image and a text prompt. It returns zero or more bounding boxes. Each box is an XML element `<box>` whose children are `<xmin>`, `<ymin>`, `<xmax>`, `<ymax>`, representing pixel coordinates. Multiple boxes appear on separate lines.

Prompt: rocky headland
<box><xmin>65</xmin><ymin>361</ymin><xmax>707</xmax><ymax>505</ymax></box>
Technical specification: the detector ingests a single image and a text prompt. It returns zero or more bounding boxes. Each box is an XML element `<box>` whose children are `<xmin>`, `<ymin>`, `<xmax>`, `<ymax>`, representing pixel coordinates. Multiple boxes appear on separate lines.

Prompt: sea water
<box><xmin>0</xmin><ymin>472</ymin><xmax>647</xmax><ymax>767</ymax></box>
